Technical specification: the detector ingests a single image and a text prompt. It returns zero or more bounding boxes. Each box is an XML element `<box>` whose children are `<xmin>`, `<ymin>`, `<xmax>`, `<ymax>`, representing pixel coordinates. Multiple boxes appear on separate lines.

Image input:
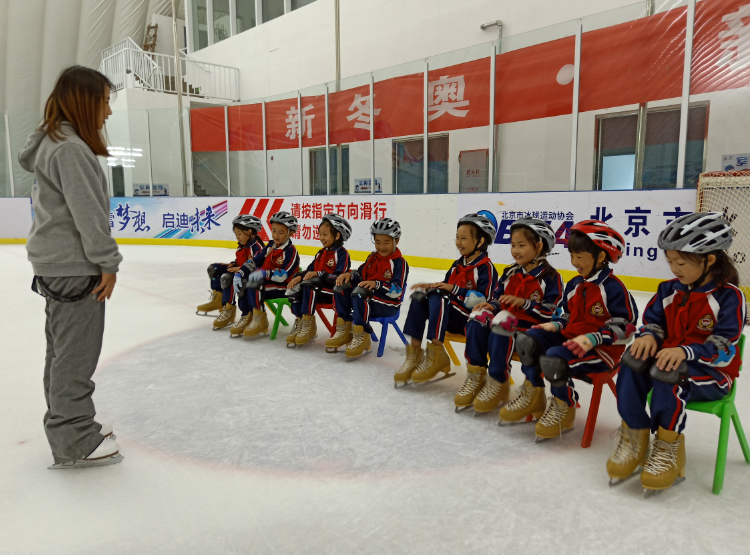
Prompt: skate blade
<box><xmin>455</xmin><ymin>405</ymin><xmax>473</xmax><ymax>413</ymax></box>
<box><xmin>325</xmin><ymin>347</ymin><xmax>342</xmax><ymax>354</ymax></box>
<box><xmin>286</xmin><ymin>342</ymin><xmax>298</xmax><ymax>348</ymax></box>
<box><xmin>213</xmin><ymin>326</ymin><xmax>232</xmax><ymax>331</ymax></box>
<box><xmin>345</xmin><ymin>349</ymin><xmax>372</xmax><ymax>362</ymax></box>
<box><xmin>498</xmin><ymin>417</ymin><xmax>535</xmax><ymax>427</ymax></box>
<box><xmin>608</xmin><ymin>468</ymin><xmax>643</xmax><ymax>488</ymax></box>
<box><xmin>196</xmin><ymin>311</ymin><xmax>219</xmax><ymax>317</ymax></box>
<box><xmin>243</xmin><ymin>332</ymin><xmax>269</xmax><ymax>340</ymax></box>
<box><xmin>534</xmin><ymin>427</ymin><xmax>575</xmax><ymax>444</ymax></box>
<box><xmin>643</xmin><ymin>476</ymin><xmax>686</xmax><ymax>498</ymax></box>
<box><xmin>295</xmin><ymin>337</ymin><xmax>318</xmax><ymax>349</ymax></box>
<box><xmin>48</xmin><ymin>453</ymin><xmax>124</xmax><ymax>470</ymax></box>
<box><xmin>412</xmin><ymin>371</ymin><xmax>456</xmax><ymax>385</ymax></box>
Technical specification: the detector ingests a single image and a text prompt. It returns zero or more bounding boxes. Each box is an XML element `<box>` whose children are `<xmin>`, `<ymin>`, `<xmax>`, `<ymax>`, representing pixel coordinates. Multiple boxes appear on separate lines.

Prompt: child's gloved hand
<box><xmin>386</xmin><ymin>283</ymin><xmax>403</xmax><ymax>299</ymax></box>
<box><xmin>564</xmin><ymin>335</ymin><xmax>595</xmax><ymax>358</ymax></box>
<box><xmin>233</xmin><ymin>273</ymin><xmax>243</xmax><ymax>295</ymax></box>
<box><xmin>270</xmin><ymin>269</ymin><xmax>287</xmax><ymax>283</ymax></box>
<box><xmin>248</xmin><ymin>269</ymin><xmax>266</xmax><ymax>283</ymax></box>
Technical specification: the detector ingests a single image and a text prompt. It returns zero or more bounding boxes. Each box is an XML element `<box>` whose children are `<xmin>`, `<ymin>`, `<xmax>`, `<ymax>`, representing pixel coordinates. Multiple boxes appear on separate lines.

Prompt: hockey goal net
<box><xmin>697</xmin><ymin>170</ymin><xmax>750</xmax><ymax>317</ymax></box>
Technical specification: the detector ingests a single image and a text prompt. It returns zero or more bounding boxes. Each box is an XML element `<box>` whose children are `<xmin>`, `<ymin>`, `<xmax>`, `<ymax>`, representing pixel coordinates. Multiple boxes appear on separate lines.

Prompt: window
<box><xmin>192</xmin><ymin>0</ymin><xmax>209</xmax><ymax>50</ymax></box>
<box><xmin>213</xmin><ymin>0</ymin><xmax>231</xmax><ymax>43</ymax></box>
<box><xmin>393</xmin><ymin>136</ymin><xmax>449</xmax><ymax>194</ymax></box>
<box><xmin>291</xmin><ymin>0</ymin><xmax>316</xmax><ymax>9</ymax></box>
<box><xmin>310</xmin><ymin>145</ymin><xmax>349</xmax><ymax>195</ymax></box>
<box><xmin>262</xmin><ymin>0</ymin><xmax>285</xmax><ymax>23</ymax></box>
<box><xmin>595</xmin><ymin>104</ymin><xmax>708</xmax><ymax>190</ymax></box>
<box><xmin>236</xmin><ymin>0</ymin><xmax>256</xmax><ymax>33</ymax></box>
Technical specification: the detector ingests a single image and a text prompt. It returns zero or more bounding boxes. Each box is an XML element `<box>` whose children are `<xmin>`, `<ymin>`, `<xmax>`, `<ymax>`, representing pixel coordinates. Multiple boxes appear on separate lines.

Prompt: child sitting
<box><xmin>514</xmin><ymin>220</ymin><xmax>638</xmax><ymax>442</ymax></box>
<box><xmin>396</xmin><ymin>213</ymin><xmax>498</xmax><ymax>386</ymax></box>
<box><xmin>235</xmin><ymin>211</ymin><xmax>300</xmax><ymax>339</ymax></box>
<box><xmin>286</xmin><ymin>214</ymin><xmax>352</xmax><ymax>347</ymax></box>
<box><xmin>607</xmin><ymin>213</ymin><xmax>745</xmax><ymax>495</ymax></box>
<box><xmin>195</xmin><ymin>214</ymin><xmax>264</xmax><ymax>331</ymax></box>
<box><xmin>459</xmin><ymin>217</ymin><xmax>563</xmax><ymax>414</ymax></box>
<box><xmin>328</xmin><ymin>218</ymin><xmax>408</xmax><ymax>360</ymax></box>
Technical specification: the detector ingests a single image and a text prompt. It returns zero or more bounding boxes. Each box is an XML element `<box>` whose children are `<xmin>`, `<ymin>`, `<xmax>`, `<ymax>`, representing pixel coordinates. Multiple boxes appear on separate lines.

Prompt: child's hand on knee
<box><xmin>498</xmin><ymin>295</ymin><xmax>525</xmax><ymax>308</ymax></box>
<box><xmin>630</xmin><ymin>335</ymin><xmax>657</xmax><ymax>360</ymax></box>
<box><xmin>304</xmin><ymin>271</ymin><xmax>318</xmax><ymax>280</ymax></box>
<box><xmin>360</xmin><ymin>280</ymin><xmax>378</xmax><ymax>290</ymax></box>
<box><xmin>655</xmin><ymin>347</ymin><xmax>686</xmax><ymax>371</ymax></box>
<box><xmin>564</xmin><ymin>335</ymin><xmax>594</xmax><ymax>358</ymax></box>
<box><xmin>336</xmin><ymin>273</ymin><xmax>352</xmax><ymax>286</ymax></box>
<box><xmin>288</xmin><ymin>276</ymin><xmax>302</xmax><ymax>288</ymax></box>
<box><xmin>532</xmin><ymin>322</ymin><xmax>558</xmax><ymax>332</ymax></box>
<box><xmin>472</xmin><ymin>302</ymin><xmax>495</xmax><ymax>313</ymax></box>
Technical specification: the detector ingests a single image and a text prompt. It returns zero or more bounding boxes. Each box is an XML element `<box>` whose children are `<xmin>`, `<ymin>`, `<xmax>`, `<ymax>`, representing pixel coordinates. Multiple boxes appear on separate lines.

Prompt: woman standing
<box><xmin>19</xmin><ymin>66</ymin><xmax>124</xmax><ymax>469</ymax></box>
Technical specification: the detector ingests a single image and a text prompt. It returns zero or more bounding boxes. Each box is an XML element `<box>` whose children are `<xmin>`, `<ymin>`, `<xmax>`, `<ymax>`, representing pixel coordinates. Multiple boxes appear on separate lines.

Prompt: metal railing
<box><xmin>100</xmin><ymin>42</ymin><xmax>239</xmax><ymax>102</ymax></box>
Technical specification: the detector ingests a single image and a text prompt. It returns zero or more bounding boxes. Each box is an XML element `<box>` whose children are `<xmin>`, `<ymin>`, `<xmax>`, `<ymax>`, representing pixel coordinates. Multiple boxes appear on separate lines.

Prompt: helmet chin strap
<box><xmin>689</xmin><ymin>255</ymin><xmax>711</xmax><ymax>289</ymax></box>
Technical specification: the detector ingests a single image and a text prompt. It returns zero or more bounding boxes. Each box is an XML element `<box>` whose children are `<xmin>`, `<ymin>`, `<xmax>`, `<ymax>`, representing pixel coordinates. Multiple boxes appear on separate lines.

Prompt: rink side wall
<box><xmin>0</xmin><ymin>189</ymin><xmax>697</xmax><ymax>293</ymax></box>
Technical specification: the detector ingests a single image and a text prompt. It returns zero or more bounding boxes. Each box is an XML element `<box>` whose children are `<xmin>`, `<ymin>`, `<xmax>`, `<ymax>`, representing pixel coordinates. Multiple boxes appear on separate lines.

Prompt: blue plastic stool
<box><xmin>369</xmin><ymin>310</ymin><xmax>408</xmax><ymax>357</ymax></box>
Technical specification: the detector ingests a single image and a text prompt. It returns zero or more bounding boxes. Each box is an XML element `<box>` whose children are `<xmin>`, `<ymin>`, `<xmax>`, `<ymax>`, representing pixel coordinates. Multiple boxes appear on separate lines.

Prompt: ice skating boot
<box><xmin>286</xmin><ymin>317</ymin><xmax>303</xmax><ymax>346</ymax></box>
<box><xmin>213</xmin><ymin>303</ymin><xmax>236</xmax><ymax>329</ymax></box>
<box><xmin>641</xmin><ymin>427</ymin><xmax>686</xmax><ymax>497</ymax></box>
<box><xmin>48</xmin><ymin>436</ymin><xmax>123</xmax><ymax>469</ymax></box>
<box><xmin>534</xmin><ymin>396</ymin><xmax>575</xmax><ymax>442</ymax></box>
<box><xmin>326</xmin><ymin>318</ymin><xmax>352</xmax><ymax>353</ymax></box>
<box><xmin>243</xmin><ymin>309</ymin><xmax>269</xmax><ymax>338</ymax></box>
<box><xmin>411</xmin><ymin>342</ymin><xmax>453</xmax><ymax>384</ymax></box>
<box><xmin>499</xmin><ymin>380</ymin><xmax>546</xmax><ymax>424</ymax></box>
<box><xmin>394</xmin><ymin>345</ymin><xmax>423</xmax><ymax>387</ymax></box>
<box><xmin>295</xmin><ymin>314</ymin><xmax>318</xmax><ymax>346</ymax></box>
<box><xmin>197</xmin><ymin>290</ymin><xmax>223</xmax><ymax>315</ymax></box>
<box><xmin>345</xmin><ymin>325</ymin><xmax>372</xmax><ymax>360</ymax></box>
<box><xmin>472</xmin><ymin>375</ymin><xmax>510</xmax><ymax>414</ymax></box>
<box><xmin>230</xmin><ymin>313</ymin><xmax>252</xmax><ymax>337</ymax></box>
<box><xmin>606</xmin><ymin>421</ymin><xmax>650</xmax><ymax>486</ymax></box>
<box><xmin>454</xmin><ymin>365</ymin><xmax>486</xmax><ymax>411</ymax></box>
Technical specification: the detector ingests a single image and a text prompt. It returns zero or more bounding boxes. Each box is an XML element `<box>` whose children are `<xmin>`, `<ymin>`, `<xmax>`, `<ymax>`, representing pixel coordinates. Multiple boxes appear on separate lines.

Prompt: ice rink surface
<box><xmin>2</xmin><ymin>244</ymin><xmax>750</xmax><ymax>555</ymax></box>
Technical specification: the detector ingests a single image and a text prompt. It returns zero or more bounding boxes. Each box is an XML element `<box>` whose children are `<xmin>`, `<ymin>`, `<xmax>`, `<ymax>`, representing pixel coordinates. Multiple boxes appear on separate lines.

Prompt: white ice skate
<box><xmin>48</xmin><ymin>436</ymin><xmax>123</xmax><ymax>470</ymax></box>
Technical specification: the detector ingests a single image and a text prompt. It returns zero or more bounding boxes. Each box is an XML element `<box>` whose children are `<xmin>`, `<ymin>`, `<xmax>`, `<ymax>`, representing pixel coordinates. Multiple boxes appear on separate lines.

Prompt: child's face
<box><xmin>570</xmin><ymin>250</ymin><xmax>605</xmax><ymax>277</ymax></box>
<box><xmin>234</xmin><ymin>227</ymin><xmax>251</xmax><ymax>245</ymax></box>
<box><xmin>510</xmin><ymin>229</ymin><xmax>541</xmax><ymax>266</ymax></box>
<box><xmin>455</xmin><ymin>224</ymin><xmax>479</xmax><ymax>257</ymax></box>
<box><xmin>271</xmin><ymin>223</ymin><xmax>290</xmax><ymax>245</ymax></box>
<box><xmin>374</xmin><ymin>234</ymin><xmax>397</xmax><ymax>257</ymax></box>
<box><xmin>319</xmin><ymin>223</ymin><xmax>337</xmax><ymax>249</ymax></box>
<box><xmin>665</xmin><ymin>250</ymin><xmax>714</xmax><ymax>285</ymax></box>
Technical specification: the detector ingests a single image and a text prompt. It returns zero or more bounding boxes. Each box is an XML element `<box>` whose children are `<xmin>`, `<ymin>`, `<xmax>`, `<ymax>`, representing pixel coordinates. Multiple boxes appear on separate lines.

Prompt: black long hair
<box><xmin>568</xmin><ymin>230</ymin><xmax>610</xmax><ymax>269</ymax></box>
<box><xmin>679</xmin><ymin>250</ymin><xmax>739</xmax><ymax>287</ymax></box>
<box><xmin>233</xmin><ymin>224</ymin><xmax>265</xmax><ymax>249</ymax></box>
<box><xmin>512</xmin><ymin>225</ymin><xmax>557</xmax><ymax>280</ymax></box>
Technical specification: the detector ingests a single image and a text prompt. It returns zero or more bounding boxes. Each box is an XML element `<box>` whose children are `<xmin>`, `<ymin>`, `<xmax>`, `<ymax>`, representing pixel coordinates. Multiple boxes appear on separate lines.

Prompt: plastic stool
<box><xmin>444</xmin><ymin>332</ymin><xmax>521</xmax><ymax>366</ymax></box>
<box><xmin>370</xmin><ymin>310</ymin><xmax>408</xmax><ymax>357</ymax></box>
<box><xmin>315</xmin><ymin>303</ymin><xmax>336</xmax><ymax>337</ymax></box>
<box><xmin>264</xmin><ymin>298</ymin><xmax>290</xmax><ymax>340</ymax></box>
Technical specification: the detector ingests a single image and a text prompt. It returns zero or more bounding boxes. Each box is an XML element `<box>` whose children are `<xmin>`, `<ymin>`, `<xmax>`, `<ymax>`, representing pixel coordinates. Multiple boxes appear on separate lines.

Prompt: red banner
<box><xmin>227</xmin><ymin>104</ymin><xmax>263</xmax><ymax>151</ymax></box>
<box><xmin>495</xmin><ymin>36</ymin><xmax>575</xmax><ymax>124</ymax></box>
<box><xmin>428</xmin><ymin>57</ymin><xmax>491</xmax><ymax>132</ymax></box>
<box><xmin>190</xmin><ymin>107</ymin><xmax>226</xmax><ymax>152</ymax></box>
<box><xmin>301</xmin><ymin>94</ymin><xmax>326</xmax><ymax>148</ymax></box>
<box><xmin>373</xmin><ymin>72</ymin><xmax>423</xmax><ymax>139</ymax></box>
<box><xmin>579</xmin><ymin>9</ymin><xmax>686</xmax><ymax>112</ymax></box>
<box><xmin>328</xmin><ymin>85</ymin><xmax>371</xmax><ymax>144</ymax></box>
<box><xmin>692</xmin><ymin>0</ymin><xmax>750</xmax><ymax>94</ymax></box>
<box><xmin>265</xmin><ymin>98</ymin><xmax>302</xmax><ymax>150</ymax></box>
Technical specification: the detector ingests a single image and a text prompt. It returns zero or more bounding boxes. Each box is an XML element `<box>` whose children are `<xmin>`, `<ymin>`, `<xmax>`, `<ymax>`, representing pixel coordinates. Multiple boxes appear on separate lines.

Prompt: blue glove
<box><xmin>248</xmin><ymin>269</ymin><xmax>266</xmax><ymax>283</ymax></box>
<box><xmin>553</xmin><ymin>306</ymin><xmax>565</xmax><ymax>319</ymax></box>
<box><xmin>715</xmin><ymin>343</ymin><xmax>736</xmax><ymax>365</ymax></box>
<box><xmin>464</xmin><ymin>290</ymin><xmax>486</xmax><ymax>309</ymax></box>
<box><xmin>233</xmin><ymin>273</ymin><xmax>243</xmax><ymax>295</ymax></box>
<box><xmin>386</xmin><ymin>283</ymin><xmax>403</xmax><ymax>299</ymax></box>
<box><xmin>270</xmin><ymin>269</ymin><xmax>288</xmax><ymax>283</ymax></box>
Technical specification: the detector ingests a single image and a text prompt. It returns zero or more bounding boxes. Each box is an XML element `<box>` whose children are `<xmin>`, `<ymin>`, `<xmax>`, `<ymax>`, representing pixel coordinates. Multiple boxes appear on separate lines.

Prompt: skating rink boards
<box><xmin>2</xmin><ymin>244</ymin><xmax>749</xmax><ymax>555</ymax></box>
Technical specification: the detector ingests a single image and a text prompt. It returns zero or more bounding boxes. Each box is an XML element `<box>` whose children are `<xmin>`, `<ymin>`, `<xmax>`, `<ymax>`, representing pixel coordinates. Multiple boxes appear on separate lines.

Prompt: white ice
<box><xmin>2</xmin><ymin>244</ymin><xmax>749</xmax><ymax>555</ymax></box>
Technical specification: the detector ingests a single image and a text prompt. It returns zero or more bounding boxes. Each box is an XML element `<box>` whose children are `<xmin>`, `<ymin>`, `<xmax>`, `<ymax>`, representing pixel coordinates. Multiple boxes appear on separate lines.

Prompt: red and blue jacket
<box><xmin>490</xmin><ymin>262</ymin><xmax>563</xmax><ymax>330</ymax></box>
<box><xmin>637</xmin><ymin>279</ymin><xmax>746</xmax><ymax>378</ymax></box>
<box><xmin>552</xmin><ymin>267</ymin><xmax>639</xmax><ymax>369</ymax></box>
<box><xmin>253</xmin><ymin>239</ymin><xmax>300</xmax><ymax>292</ymax></box>
<box><xmin>353</xmin><ymin>248</ymin><xmax>409</xmax><ymax>308</ymax></box>
<box><xmin>304</xmin><ymin>245</ymin><xmax>351</xmax><ymax>290</ymax></box>
<box><xmin>235</xmin><ymin>237</ymin><xmax>263</xmax><ymax>267</ymax></box>
<box><xmin>445</xmin><ymin>253</ymin><xmax>498</xmax><ymax>318</ymax></box>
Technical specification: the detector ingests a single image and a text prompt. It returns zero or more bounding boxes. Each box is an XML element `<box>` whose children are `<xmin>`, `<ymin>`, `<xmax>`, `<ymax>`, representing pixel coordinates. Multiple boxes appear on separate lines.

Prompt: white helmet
<box><xmin>269</xmin><ymin>211</ymin><xmax>298</xmax><ymax>234</ymax></box>
<box><xmin>658</xmin><ymin>212</ymin><xmax>733</xmax><ymax>253</ymax></box>
<box><xmin>232</xmin><ymin>214</ymin><xmax>262</xmax><ymax>233</ymax></box>
<box><xmin>321</xmin><ymin>214</ymin><xmax>352</xmax><ymax>242</ymax></box>
<box><xmin>458</xmin><ymin>213</ymin><xmax>497</xmax><ymax>243</ymax></box>
<box><xmin>511</xmin><ymin>217</ymin><xmax>556</xmax><ymax>252</ymax></box>
<box><xmin>370</xmin><ymin>218</ymin><xmax>401</xmax><ymax>239</ymax></box>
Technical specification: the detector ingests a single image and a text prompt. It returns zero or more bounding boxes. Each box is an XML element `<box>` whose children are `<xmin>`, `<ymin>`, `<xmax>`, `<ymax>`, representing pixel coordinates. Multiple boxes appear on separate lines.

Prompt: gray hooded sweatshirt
<box><xmin>18</xmin><ymin>123</ymin><xmax>122</xmax><ymax>277</ymax></box>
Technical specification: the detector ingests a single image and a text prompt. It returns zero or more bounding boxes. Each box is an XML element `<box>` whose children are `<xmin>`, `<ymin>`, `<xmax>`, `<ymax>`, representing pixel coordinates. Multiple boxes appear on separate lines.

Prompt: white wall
<box><xmin>150</xmin><ymin>14</ymin><xmax>187</xmax><ymax>56</ymax></box>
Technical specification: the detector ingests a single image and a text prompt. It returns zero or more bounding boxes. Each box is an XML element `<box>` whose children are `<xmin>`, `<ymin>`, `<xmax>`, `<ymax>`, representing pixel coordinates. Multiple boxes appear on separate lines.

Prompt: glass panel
<box><xmin>192</xmin><ymin>0</ymin><xmax>209</xmax><ymax>51</ymax></box>
<box><xmin>149</xmin><ymin>108</ymin><xmax>190</xmax><ymax>197</ymax></box>
<box><xmin>229</xmin><ymin>152</ymin><xmax>265</xmax><ymax>195</ymax></box>
<box><xmin>105</xmin><ymin>110</ymin><xmax>152</xmax><ymax>197</ymax></box>
<box><xmin>236</xmin><ymin>0</ymin><xmax>256</xmax><ymax>34</ymax></box>
<box><xmin>0</xmin><ymin>114</ymin><xmax>9</xmax><ymax>197</ymax></box>
<box><xmin>595</xmin><ymin>114</ymin><xmax>638</xmax><ymax>190</ymax></box>
<box><xmin>213</xmin><ymin>0</ymin><xmax>231</xmax><ymax>43</ymax></box>
<box><xmin>309</xmin><ymin>148</ymin><xmax>327</xmax><ymax>195</ymax></box>
<box><xmin>262</xmin><ymin>0</ymin><xmax>285</xmax><ymax>22</ymax></box>
<box><xmin>393</xmin><ymin>136</ymin><xmax>448</xmax><ymax>194</ymax></box>
<box><xmin>264</xmin><ymin>91</ymin><xmax>302</xmax><ymax>196</ymax></box>
<box><xmin>291</xmin><ymin>0</ymin><xmax>316</xmax><ymax>9</ymax></box>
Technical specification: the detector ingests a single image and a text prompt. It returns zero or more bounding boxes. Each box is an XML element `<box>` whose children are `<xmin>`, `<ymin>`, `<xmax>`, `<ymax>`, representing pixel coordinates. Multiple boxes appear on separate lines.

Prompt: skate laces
<box><xmin>415</xmin><ymin>348</ymin><xmax>435</xmax><ymax>374</ymax></box>
<box><xmin>217</xmin><ymin>307</ymin><xmax>233</xmax><ymax>321</ymax></box>
<box><xmin>457</xmin><ymin>371</ymin><xmax>483</xmax><ymax>396</ymax></box>
<box><xmin>538</xmin><ymin>396</ymin><xmax>567</xmax><ymax>428</ymax></box>
<box><xmin>236</xmin><ymin>314</ymin><xmax>251</xmax><ymax>328</ymax></box>
<box><xmin>643</xmin><ymin>438</ymin><xmax>679</xmax><ymax>476</ymax></box>
<box><xmin>505</xmin><ymin>381</ymin><xmax>533</xmax><ymax>411</ymax></box>
<box><xmin>610</xmin><ymin>426</ymin><xmax>640</xmax><ymax>465</ymax></box>
<box><xmin>349</xmin><ymin>330</ymin><xmax>365</xmax><ymax>348</ymax></box>
<box><xmin>476</xmin><ymin>377</ymin><xmax>503</xmax><ymax>402</ymax></box>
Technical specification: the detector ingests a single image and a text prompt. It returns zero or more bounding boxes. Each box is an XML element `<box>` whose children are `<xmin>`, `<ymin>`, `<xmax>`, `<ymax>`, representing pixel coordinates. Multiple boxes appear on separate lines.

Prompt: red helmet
<box><xmin>570</xmin><ymin>220</ymin><xmax>625</xmax><ymax>263</ymax></box>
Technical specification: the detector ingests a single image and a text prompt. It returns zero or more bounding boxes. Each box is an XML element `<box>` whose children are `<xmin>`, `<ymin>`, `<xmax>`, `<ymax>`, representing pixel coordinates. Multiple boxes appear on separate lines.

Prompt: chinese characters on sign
<box><xmin>160</xmin><ymin>205</ymin><xmax>221</xmax><ymax>234</ymax></box>
<box><xmin>111</xmin><ymin>203</ymin><xmax>150</xmax><ymax>232</ymax></box>
<box><xmin>290</xmin><ymin>201</ymin><xmax>387</xmax><ymax>223</ymax></box>
<box><xmin>347</xmin><ymin>94</ymin><xmax>380</xmax><ymax>131</ymax></box>
<box><xmin>428</xmin><ymin>75</ymin><xmax>470</xmax><ymax>121</ymax></box>
<box><xmin>285</xmin><ymin>104</ymin><xmax>315</xmax><ymax>140</ymax></box>
<box><xmin>716</xmin><ymin>4</ymin><xmax>750</xmax><ymax>71</ymax></box>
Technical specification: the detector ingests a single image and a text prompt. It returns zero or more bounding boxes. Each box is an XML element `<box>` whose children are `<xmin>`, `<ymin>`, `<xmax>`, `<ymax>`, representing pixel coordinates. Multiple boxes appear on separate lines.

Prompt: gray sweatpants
<box><xmin>40</xmin><ymin>276</ymin><xmax>106</xmax><ymax>463</ymax></box>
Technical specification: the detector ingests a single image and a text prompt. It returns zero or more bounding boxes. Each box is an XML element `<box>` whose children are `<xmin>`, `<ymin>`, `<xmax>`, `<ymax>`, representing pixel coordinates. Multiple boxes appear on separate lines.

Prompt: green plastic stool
<box><xmin>646</xmin><ymin>334</ymin><xmax>749</xmax><ymax>494</ymax></box>
<box><xmin>264</xmin><ymin>298</ymin><xmax>290</xmax><ymax>340</ymax></box>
